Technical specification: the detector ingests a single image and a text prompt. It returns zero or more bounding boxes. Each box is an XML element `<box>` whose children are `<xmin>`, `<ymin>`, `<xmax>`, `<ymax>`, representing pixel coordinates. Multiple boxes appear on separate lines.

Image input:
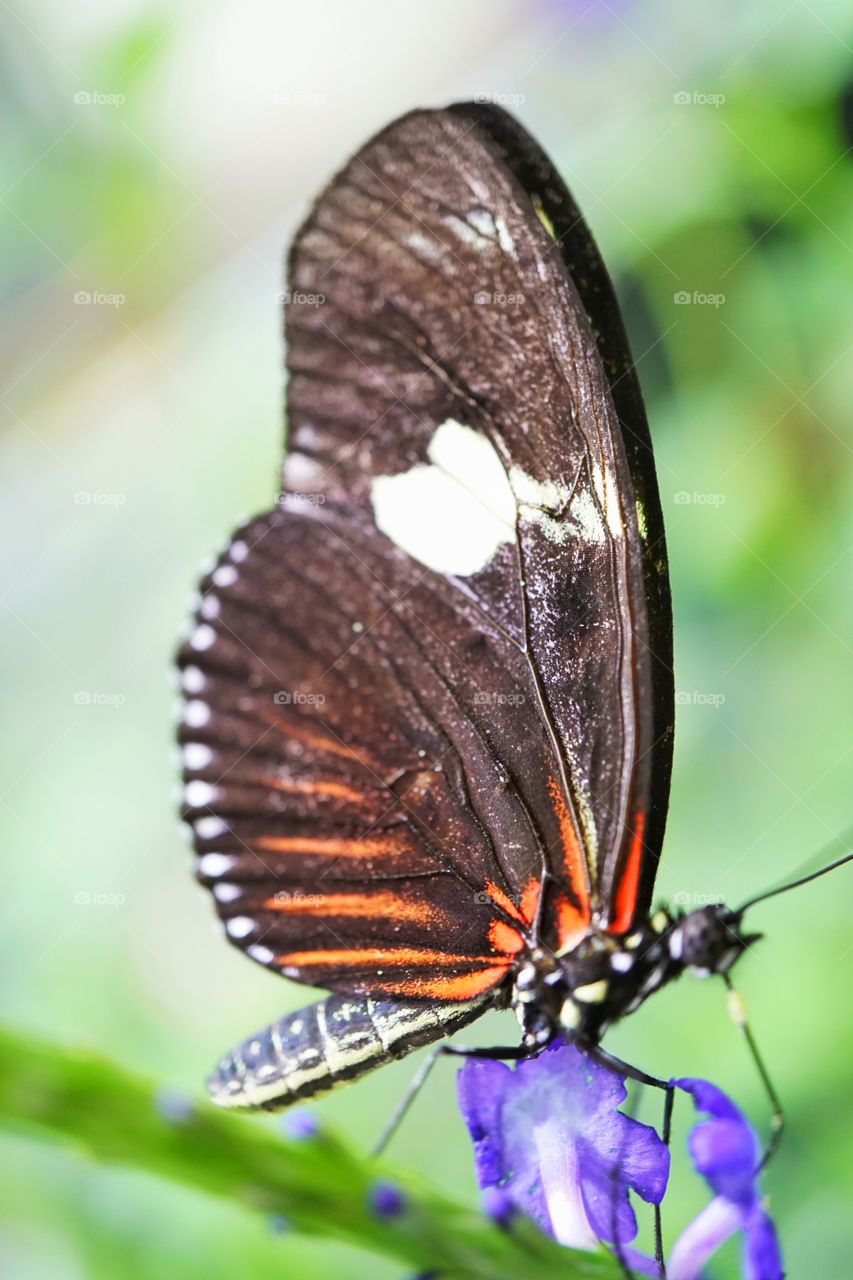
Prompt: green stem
<box><xmin>0</xmin><ymin>1025</ymin><xmax>618</xmax><ymax>1279</ymax></box>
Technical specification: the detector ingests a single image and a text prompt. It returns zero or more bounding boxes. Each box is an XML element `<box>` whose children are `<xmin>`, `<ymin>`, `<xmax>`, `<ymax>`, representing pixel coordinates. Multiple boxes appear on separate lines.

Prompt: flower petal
<box><xmin>458</xmin><ymin>1039</ymin><xmax>670</xmax><ymax>1254</ymax></box>
<box><xmin>677</xmin><ymin>1078</ymin><xmax>759</xmax><ymax>1207</ymax></box>
<box><xmin>667</xmin><ymin>1194</ymin><xmax>744</xmax><ymax>1280</ymax></box>
<box><xmin>742</xmin><ymin>1206</ymin><xmax>784</xmax><ymax>1280</ymax></box>
<box><xmin>456</xmin><ymin>1058</ymin><xmax>513</xmax><ymax>1190</ymax></box>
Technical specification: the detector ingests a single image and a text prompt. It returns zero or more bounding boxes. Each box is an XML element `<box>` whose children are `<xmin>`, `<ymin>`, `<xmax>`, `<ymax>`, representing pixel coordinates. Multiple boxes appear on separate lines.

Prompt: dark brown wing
<box><xmin>178</xmin><ymin>103</ymin><xmax>673</xmax><ymax>1001</ymax></box>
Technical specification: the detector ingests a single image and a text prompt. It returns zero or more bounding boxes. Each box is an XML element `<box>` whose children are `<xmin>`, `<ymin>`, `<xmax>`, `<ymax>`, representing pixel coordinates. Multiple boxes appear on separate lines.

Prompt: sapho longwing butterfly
<box><xmin>177</xmin><ymin>102</ymin><xmax>846</xmax><ymax>1127</ymax></box>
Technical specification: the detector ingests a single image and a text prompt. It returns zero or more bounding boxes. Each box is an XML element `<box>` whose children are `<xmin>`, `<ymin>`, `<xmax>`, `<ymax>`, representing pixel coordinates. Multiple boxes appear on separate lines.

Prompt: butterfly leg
<box><xmin>722</xmin><ymin>974</ymin><xmax>783</xmax><ymax>1170</ymax></box>
<box><xmin>372</xmin><ymin>1041</ymin><xmax>534</xmax><ymax>1158</ymax></box>
<box><xmin>584</xmin><ymin>1042</ymin><xmax>674</xmax><ymax>1280</ymax></box>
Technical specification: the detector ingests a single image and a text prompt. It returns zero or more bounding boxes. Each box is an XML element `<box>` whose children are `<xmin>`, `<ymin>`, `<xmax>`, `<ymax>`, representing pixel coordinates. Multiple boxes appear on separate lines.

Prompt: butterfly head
<box><xmin>667</xmin><ymin>905</ymin><xmax>762</xmax><ymax>978</ymax></box>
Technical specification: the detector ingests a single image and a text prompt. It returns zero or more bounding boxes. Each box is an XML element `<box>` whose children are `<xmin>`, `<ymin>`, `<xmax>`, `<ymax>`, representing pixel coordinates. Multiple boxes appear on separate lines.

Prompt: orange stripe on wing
<box><xmin>554</xmin><ymin>893</ymin><xmax>588</xmax><ymax>953</ymax></box>
<box><xmin>254</xmin><ymin>833</ymin><xmax>405</xmax><ymax>858</ymax></box>
<box><xmin>258</xmin><ymin>776</ymin><xmax>370</xmax><ymax>806</ymax></box>
<box><xmin>262</xmin><ymin>889</ymin><xmax>441</xmax><ymax>927</ymax></box>
<box><xmin>547</xmin><ymin>777</ymin><xmax>591</xmax><ymax>917</ymax></box>
<box><xmin>607</xmin><ymin>810</ymin><xmax>646</xmax><ymax>936</ymax></box>
<box><xmin>379</xmin><ymin>967</ymin><xmax>511</xmax><ymax>1000</ymax></box>
<box><xmin>488</xmin><ymin>919</ymin><xmax>525</xmax><ymax>955</ymax></box>
<box><xmin>481</xmin><ymin>880</ymin><xmax>526</xmax><ymax>925</ymax></box>
<box><xmin>262</xmin><ymin>714</ymin><xmax>376</xmax><ymax>768</ymax></box>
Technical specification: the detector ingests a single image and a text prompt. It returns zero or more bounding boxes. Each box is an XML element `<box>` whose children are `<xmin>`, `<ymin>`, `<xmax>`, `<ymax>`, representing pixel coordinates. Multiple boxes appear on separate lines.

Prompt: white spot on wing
<box><xmin>226</xmin><ymin>916</ymin><xmax>255</xmax><ymax>939</ymax></box>
<box><xmin>370</xmin><ymin>419</ymin><xmax>516</xmax><ymax>576</ymax></box>
<box><xmin>183</xmin><ymin>743</ymin><xmax>213</xmax><ymax>770</ymax></box>
<box><xmin>212</xmin><ymin>564</ymin><xmax>238</xmax><ymax>588</ymax></box>
<box><xmin>184</xmin><ymin>700</ymin><xmax>210</xmax><ymax>728</ymax></box>
<box><xmin>199</xmin><ymin>852</ymin><xmax>234</xmax><ymax>877</ymax></box>
<box><xmin>185</xmin><ymin>779</ymin><xmax>217</xmax><ymax>807</ymax></box>
<box><xmin>248</xmin><ymin>944</ymin><xmax>275</xmax><ymax>965</ymax></box>
<box><xmin>213</xmin><ymin>883</ymin><xmax>241</xmax><ymax>903</ymax></box>
<box><xmin>181</xmin><ymin>666</ymin><xmax>206</xmax><ymax>694</ymax></box>
<box><xmin>195</xmin><ymin>815</ymin><xmax>227</xmax><ymax>839</ymax></box>
<box><xmin>191</xmin><ymin>624</ymin><xmax>216</xmax><ymax>651</ymax></box>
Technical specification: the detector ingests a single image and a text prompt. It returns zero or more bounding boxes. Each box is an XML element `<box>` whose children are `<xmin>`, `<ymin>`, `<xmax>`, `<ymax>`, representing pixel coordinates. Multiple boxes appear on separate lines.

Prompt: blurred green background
<box><xmin>2</xmin><ymin>1</ymin><xmax>852</xmax><ymax>1276</ymax></box>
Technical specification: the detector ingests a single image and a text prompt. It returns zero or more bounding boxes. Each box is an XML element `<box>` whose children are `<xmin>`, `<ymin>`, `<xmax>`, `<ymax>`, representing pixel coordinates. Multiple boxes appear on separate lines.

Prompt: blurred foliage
<box><xmin>1</xmin><ymin>1</ymin><xmax>852</xmax><ymax>1278</ymax></box>
<box><xmin>0</xmin><ymin>1026</ymin><xmax>616</xmax><ymax>1280</ymax></box>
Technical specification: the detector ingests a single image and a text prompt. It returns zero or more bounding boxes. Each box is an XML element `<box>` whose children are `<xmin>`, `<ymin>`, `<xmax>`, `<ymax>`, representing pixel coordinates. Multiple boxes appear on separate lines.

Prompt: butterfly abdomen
<box><xmin>207</xmin><ymin>993</ymin><xmax>491</xmax><ymax>1110</ymax></box>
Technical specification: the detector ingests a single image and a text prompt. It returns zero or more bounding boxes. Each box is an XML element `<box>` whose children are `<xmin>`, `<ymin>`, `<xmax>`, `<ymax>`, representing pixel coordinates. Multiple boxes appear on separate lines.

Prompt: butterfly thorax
<box><xmin>512</xmin><ymin>905</ymin><xmax>757</xmax><ymax>1050</ymax></box>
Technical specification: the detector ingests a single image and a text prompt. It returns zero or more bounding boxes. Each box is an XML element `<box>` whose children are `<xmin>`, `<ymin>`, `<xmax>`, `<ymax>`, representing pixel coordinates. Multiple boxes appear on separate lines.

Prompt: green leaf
<box><xmin>0</xmin><ymin>1025</ymin><xmax>620</xmax><ymax>1279</ymax></box>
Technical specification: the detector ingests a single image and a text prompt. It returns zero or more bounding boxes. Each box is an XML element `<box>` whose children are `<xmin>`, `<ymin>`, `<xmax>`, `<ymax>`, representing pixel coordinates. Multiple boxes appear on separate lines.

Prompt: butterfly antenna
<box><xmin>736</xmin><ymin>842</ymin><xmax>853</xmax><ymax>915</ymax></box>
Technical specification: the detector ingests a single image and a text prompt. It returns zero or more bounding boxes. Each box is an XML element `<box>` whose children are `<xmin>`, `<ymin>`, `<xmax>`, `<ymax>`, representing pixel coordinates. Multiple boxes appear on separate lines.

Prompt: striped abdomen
<box><xmin>207</xmin><ymin>993</ymin><xmax>491</xmax><ymax>1109</ymax></box>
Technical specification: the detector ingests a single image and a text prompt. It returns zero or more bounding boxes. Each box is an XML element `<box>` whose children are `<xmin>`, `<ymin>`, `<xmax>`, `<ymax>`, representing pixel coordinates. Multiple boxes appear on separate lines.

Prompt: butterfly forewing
<box><xmin>178</xmin><ymin>103</ymin><xmax>673</xmax><ymax>1004</ymax></box>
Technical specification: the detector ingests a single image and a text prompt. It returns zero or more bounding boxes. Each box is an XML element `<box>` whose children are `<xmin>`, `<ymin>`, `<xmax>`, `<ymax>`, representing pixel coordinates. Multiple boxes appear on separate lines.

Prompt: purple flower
<box><xmin>368</xmin><ymin>1179</ymin><xmax>407</xmax><ymax>1220</ymax></box>
<box><xmin>668</xmin><ymin>1078</ymin><xmax>783</xmax><ymax>1280</ymax></box>
<box><xmin>456</xmin><ymin>1040</ymin><xmax>669</xmax><ymax>1253</ymax></box>
<box><xmin>457</xmin><ymin>1040</ymin><xmax>784</xmax><ymax>1280</ymax></box>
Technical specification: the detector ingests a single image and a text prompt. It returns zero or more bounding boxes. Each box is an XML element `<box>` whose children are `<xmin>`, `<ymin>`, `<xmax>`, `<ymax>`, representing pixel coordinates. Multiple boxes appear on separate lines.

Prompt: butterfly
<box><xmin>176</xmin><ymin>102</ymin><xmax>804</xmax><ymax>1115</ymax></box>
